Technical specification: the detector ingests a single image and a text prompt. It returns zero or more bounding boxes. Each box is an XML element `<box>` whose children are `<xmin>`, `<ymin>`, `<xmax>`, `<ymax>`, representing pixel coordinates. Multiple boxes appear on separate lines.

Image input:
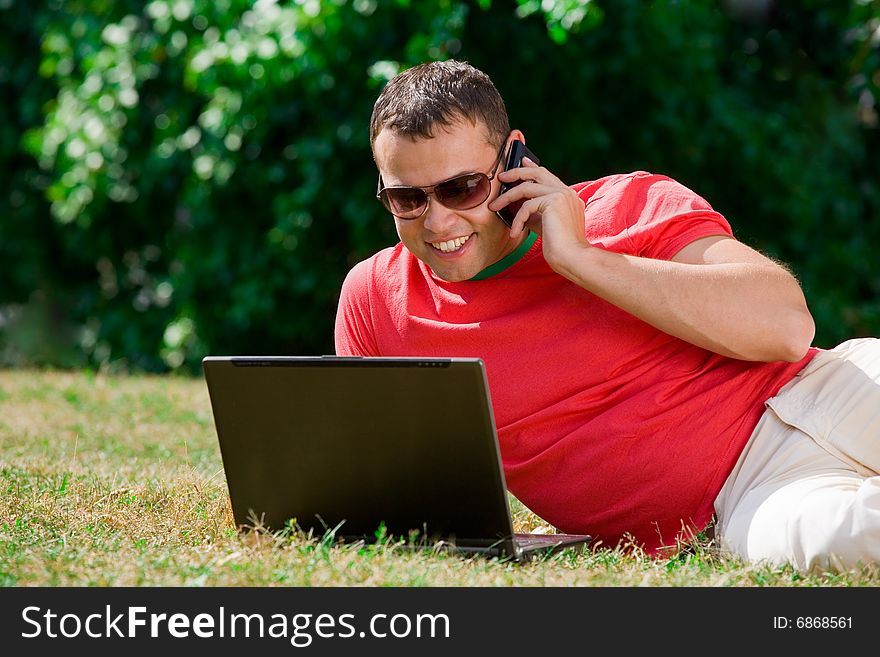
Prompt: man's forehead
<box><xmin>374</xmin><ymin>138</ymin><xmax>498</xmax><ymax>188</ymax></box>
<box><xmin>373</xmin><ymin>122</ymin><xmax>496</xmax><ymax>169</ymax></box>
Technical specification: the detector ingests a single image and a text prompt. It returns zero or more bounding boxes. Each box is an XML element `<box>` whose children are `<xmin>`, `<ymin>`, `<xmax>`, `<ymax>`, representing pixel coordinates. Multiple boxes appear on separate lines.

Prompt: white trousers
<box><xmin>713</xmin><ymin>338</ymin><xmax>880</xmax><ymax>571</ymax></box>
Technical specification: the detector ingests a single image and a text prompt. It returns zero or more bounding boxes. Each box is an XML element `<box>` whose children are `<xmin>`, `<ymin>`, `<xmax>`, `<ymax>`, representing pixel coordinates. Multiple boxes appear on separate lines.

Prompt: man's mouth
<box><xmin>429</xmin><ymin>234</ymin><xmax>472</xmax><ymax>253</ymax></box>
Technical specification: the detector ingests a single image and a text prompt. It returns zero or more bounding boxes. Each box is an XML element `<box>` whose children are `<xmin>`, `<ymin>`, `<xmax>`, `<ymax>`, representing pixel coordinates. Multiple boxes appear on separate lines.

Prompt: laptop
<box><xmin>202</xmin><ymin>355</ymin><xmax>591</xmax><ymax>561</ymax></box>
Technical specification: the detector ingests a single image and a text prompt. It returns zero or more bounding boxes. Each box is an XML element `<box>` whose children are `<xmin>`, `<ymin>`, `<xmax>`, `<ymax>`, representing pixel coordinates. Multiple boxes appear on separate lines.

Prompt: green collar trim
<box><xmin>469</xmin><ymin>231</ymin><xmax>538</xmax><ymax>281</ymax></box>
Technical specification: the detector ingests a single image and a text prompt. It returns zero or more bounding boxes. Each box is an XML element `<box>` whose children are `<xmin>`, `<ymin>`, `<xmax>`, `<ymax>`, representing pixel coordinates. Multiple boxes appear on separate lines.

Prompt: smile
<box><xmin>429</xmin><ymin>234</ymin><xmax>472</xmax><ymax>253</ymax></box>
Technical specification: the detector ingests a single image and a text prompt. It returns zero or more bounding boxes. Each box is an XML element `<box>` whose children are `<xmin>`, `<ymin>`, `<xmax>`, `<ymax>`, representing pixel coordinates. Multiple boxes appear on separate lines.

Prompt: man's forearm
<box><xmin>550</xmin><ymin>244</ymin><xmax>815</xmax><ymax>362</ymax></box>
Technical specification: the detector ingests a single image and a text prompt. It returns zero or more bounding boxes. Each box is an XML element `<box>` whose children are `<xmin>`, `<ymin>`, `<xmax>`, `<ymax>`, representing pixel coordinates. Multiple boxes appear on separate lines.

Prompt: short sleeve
<box><xmin>621</xmin><ymin>173</ymin><xmax>733</xmax><ymax>260</ymax></box>
<box><xmin>579</xmin><ymin>172</ymin><xmax>734</xmax><ymax>260</ymax></box>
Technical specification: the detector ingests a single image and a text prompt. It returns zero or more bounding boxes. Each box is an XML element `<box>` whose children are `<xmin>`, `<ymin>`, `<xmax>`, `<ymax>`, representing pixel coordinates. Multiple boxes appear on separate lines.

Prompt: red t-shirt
<box><xmin>335</xmin><ymin>171</ymin><xmax>817</xmax><ymax>554</ymax></box>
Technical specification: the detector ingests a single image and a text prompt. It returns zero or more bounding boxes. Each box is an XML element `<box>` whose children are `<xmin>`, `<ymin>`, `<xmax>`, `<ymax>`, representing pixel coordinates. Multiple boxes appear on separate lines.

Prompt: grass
<box><xmin>1</xmin><ymin>368</ymin><xmax>878</xmax><ymax>587</ymax></box>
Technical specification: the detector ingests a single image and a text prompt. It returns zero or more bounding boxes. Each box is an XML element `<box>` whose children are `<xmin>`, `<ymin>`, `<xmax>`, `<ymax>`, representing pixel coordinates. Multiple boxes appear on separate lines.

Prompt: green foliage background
<box><xmin>2</xmin><ymin>0</ymin><xmax>878</xmax><ymax>372</ymax></box>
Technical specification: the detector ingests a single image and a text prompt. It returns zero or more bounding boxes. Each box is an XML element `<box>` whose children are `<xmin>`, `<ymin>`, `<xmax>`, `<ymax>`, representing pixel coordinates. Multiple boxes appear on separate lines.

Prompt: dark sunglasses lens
<box><xmin>435</xmin><ymin>173</ymin><xmax>490</xmax><ymax>210</ymax></box>
<box><xmin>380</xmin><ymin>188</ymin><xmax>428</xmax><ymax>218</ymax></box>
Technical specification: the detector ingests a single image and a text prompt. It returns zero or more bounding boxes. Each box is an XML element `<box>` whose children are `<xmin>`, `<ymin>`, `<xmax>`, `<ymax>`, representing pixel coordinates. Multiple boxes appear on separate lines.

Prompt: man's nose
<box><xmin>421</xmin><ymin>195</ymin><xmax>460</xmax><ymax>234</ymax></box>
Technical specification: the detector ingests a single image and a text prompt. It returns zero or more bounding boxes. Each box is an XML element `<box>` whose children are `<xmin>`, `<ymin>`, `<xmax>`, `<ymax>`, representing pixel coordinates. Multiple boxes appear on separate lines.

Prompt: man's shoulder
<box><xmin>569</xmin><ymin>171</ymin><xmax>665</xmax><ymax>244</ymax></box>
<box><xmin>570</xmin><ymin>170</ymin><xmax>721</xmax><ymax>249</ymax></box>
<box><xmin>570</xmin><ymin>170</ymin><xmax>674</xmax><ymax>202</ymax></box>
<box><xmin>341</xmin><ymin>242</ymin><xmax>407</xmax><ymax>291</ymax></box>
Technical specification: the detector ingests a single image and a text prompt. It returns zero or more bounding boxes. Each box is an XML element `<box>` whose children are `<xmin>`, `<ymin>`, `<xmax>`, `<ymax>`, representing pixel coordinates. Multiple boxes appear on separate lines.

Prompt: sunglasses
<box><xmin>376</xmin><ymin>142</ymin><xmax>507</xmax><ymax>220</ymax></box>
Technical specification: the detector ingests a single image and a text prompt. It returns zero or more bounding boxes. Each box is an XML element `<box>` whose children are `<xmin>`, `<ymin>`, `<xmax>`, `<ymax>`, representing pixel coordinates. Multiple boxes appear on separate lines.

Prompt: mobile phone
<box><xmin>495</xmin><ymin>140</ymin><xmax>540</xmax><ymax>227</ymax></box>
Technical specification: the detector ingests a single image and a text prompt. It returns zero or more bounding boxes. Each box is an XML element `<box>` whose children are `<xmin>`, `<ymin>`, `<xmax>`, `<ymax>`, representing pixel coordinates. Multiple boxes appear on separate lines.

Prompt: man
<box><xmin>334</xmin><ymin>59</ymin><xmax>880</xmax><ymax>570</ymax></box>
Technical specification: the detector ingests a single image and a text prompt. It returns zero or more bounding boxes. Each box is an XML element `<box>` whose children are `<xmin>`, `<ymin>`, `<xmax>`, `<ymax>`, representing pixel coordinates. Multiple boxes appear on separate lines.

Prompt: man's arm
<box><xmin>490</xmin><ymin>162</ymin><xmax>815</xmax><ymax>362</ymax></box>
<box><xmin>551</xmin><ymin>234</ymin><xmax>815</xmax><ymax>362</ymax></box>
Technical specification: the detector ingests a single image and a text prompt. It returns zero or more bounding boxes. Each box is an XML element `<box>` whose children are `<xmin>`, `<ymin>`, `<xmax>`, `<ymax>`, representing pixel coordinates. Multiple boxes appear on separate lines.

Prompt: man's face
<box><xmin>373</xmin><ymin>120</ymin><xmax>528</xmax><ymax>282</ymax></box>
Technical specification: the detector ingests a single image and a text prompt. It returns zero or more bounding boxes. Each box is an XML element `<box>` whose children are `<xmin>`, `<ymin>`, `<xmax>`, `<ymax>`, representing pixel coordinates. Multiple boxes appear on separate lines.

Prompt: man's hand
<box><xmin>489</xmin><ymin>156</ymin><xmax>590</xmax><ymax>272</ymax></box>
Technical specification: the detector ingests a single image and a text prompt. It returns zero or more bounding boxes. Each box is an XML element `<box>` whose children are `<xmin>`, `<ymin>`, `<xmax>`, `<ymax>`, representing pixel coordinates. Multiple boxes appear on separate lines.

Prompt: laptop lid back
<box><xmin>203</xmin><ymin>356</ymin><xmax>517</xmax><ymax>549</ymax></box>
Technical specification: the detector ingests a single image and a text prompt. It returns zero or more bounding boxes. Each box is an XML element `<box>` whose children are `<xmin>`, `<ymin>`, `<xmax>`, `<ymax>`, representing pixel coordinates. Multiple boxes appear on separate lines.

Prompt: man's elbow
<box><xmin>776</xmin><ymin>309</ymin><xmax>816</xmax><ymax>362</ymax></box>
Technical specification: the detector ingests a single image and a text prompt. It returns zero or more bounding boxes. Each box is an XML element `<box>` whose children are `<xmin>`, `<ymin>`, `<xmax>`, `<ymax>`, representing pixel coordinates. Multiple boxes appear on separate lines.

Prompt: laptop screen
<box><xmin>203</xmin><ymin>357</ymin><xmax>517</xmax><ymax>548</ymax></box>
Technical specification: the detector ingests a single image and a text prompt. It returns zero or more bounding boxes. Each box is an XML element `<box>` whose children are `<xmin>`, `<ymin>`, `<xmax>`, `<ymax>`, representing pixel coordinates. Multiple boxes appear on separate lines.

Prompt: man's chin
<box><xmin>429</xmin><ymin>265</ymin><xmax>474</xmax><ymax>283</ymax></box>
<box><xmin>423</xmin><ymin>253</ymin><xmax>484</xmax><ymax>282</ymax></box>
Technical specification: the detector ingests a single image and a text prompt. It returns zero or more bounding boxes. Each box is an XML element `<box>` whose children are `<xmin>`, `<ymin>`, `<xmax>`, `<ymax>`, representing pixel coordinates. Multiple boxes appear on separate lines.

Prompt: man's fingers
<box><xmin>498</xmin><ymin>165</ymin><xmax>565</xmax><ymax>196</ymax></box>
<box><xmin>490</xmin><ymin>181</ymin><xmax>555</xmax><ymax>211</ymax></box>
<box><xmin>509</xmin><ymin>196</ymin><xmax>543</xmax><ymax>237</ymax></box>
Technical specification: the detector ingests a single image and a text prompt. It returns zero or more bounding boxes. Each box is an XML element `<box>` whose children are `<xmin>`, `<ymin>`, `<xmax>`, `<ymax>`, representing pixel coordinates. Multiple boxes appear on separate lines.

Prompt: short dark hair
<box><xmin>369</xmin><ymin>60</ymin><xmax>510</xmax><ymax>150</ymax></box>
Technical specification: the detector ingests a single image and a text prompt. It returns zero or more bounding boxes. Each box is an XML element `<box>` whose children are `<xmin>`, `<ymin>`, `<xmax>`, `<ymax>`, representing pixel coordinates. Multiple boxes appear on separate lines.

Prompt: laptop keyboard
<box><xmin>513</xmin><ymin>533</ymin><xmax>585</xmax><ymax>548</ymax></box>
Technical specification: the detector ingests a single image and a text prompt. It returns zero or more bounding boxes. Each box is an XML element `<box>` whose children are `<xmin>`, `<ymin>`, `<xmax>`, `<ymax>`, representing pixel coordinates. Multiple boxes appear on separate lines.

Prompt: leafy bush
<box><xmin>1</xmin><ymin>0</ymin><xmax>877</xmax><ymax>371</ymax></box>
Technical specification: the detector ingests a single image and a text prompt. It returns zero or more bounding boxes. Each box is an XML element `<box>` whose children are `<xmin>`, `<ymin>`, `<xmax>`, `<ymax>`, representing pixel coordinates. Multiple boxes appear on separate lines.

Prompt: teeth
<box><xmin>431</xmin><ymin>234</ymin><xmax>471</xmax><ymax>253</ymax></box>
